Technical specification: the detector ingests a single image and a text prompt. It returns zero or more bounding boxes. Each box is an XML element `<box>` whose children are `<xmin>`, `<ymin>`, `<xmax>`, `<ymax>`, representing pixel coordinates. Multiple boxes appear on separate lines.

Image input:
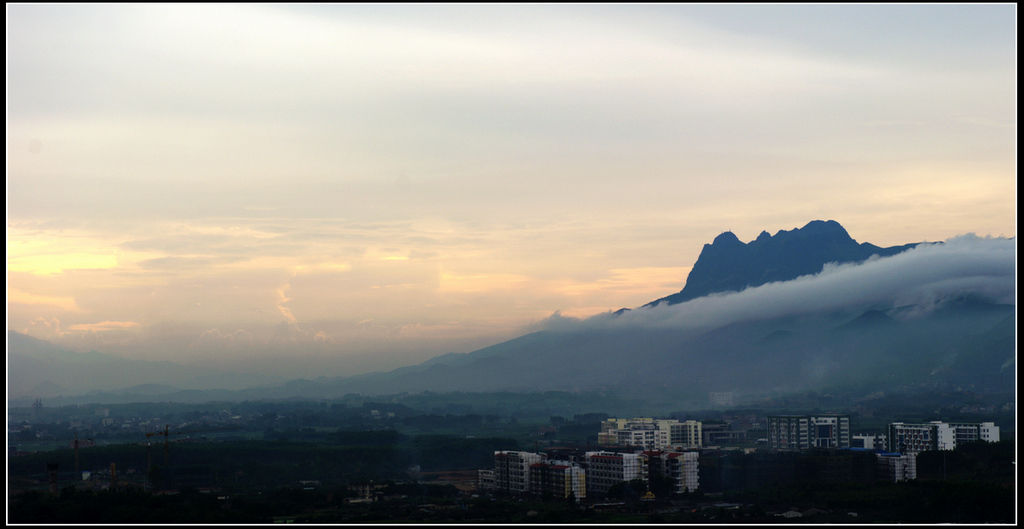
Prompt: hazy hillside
<box><xmin>310</xmin><ymin>302</ymin><xmax>1013</xmax><ymax>398</ymax></box>
<box><xmin>309</xmin><ymin>227</ymin><xmax>1013</xmax><ymax>399</ymax></box>
<box><xmin>7</xmin><ymin>331</ymin><xmax>284</xmax><ymax>401</ymax></box>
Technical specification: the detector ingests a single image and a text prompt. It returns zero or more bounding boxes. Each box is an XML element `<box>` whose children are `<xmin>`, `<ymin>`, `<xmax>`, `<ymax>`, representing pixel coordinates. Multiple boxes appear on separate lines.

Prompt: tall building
<box><xmin>529</xmin><ymin>461</ymin><xmax>586</xmax><ymax>501</ymax></box>
<box><xmin>584</xmin><ymin>451</ymin><xmax>647</xmax><ymax>497</ymax></box>
<box><xmin>649</xmin><ymin>451</ymin><xmax>700</xmax><ymax>493</ymax></box>
<box><xmin>493</xmin><ymin>451</ymin><xmax>543</xmax><ymax>494</ymax></box>
<box><xmin>669</xmin><ymin>421</ymin><xmax>703</xmax><ymax>449</ymax></box>
<box><xmin>767</xmin><ymin>415</ymin><xmax>850</xmax><ymax>450</ymax></box>
<box><xmin>886</xmin><ymin>423</ymin><xmax>940</xmax><ymax>455</ymax></box>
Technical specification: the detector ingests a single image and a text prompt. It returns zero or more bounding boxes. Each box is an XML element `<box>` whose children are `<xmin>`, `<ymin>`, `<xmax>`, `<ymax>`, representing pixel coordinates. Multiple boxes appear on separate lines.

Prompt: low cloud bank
<box><xmin>540</xmin><ymin>234</ymin><xmax>1015</xmax><ymax>333</ymax></box>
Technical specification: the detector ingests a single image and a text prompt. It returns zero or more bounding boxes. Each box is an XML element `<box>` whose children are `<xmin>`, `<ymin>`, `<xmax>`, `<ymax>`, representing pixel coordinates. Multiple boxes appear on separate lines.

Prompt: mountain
<box><xmin>8</xmin><ymin>221</ymin><xmax>1013</xmax><ymax>405</ymax></box>
<box><xmin>645</xmin><ymin>220</ymin><xmax>918</xmax><ymax>307</ymax></box>
<box><xmin>6</xmin><ymin>331</ymin><xmax>284</xmax><ymax>401</ymax></box>
<box><xmin>299</xmin><ymin>222</ymin><xmax>1012</xmax><ymax>400</ymax></box>
<box><xmin>303</xmin><ymin>304</ymin><xmax>1013</xmax><ymax>399</ymax></box>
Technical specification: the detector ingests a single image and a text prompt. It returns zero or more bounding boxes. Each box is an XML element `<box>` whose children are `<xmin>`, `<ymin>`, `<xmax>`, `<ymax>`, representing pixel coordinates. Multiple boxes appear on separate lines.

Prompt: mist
<box><xmin>543</xmin><ymin>234</ymin><xmax>1015</xmax><ymax>335</ymax></box>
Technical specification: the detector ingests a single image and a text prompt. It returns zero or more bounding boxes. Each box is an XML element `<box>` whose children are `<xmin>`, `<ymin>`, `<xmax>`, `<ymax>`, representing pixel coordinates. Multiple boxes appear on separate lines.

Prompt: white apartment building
<box><xmin>529</xmin><ymin>460</ymin><xmax>586</xmax><ymax>501</ymax></box>
<box><xmin>851</xmin><ymin>433</ymin><xmax>887</xmax><ymax>451</ymax></box>
<box><xmin>888</xmin><ymin>421</ymin><xmax>1000</xmax><ymax>454</ymax></box>
<box><xmin>947</xmin><ymin>421</ymin><xmax>1000</xmax><ymax>444</ymax></box>
<box><xmin>669</xmin><ymin>421</ymin><xmax>703</xmax><ymax>449</ymax></box>
<box><xmin>653</xmin><ymin>451</ymin><xmax>700</xmax><ymax>493</ymax></box>
<box><xmin>493</xmin><ymin>450</ymin><xmax>543</xmax><ymax>494</ymax></box>
<box><xmin>598</xmin><ymin>418</ymin><xmax>702</xmax><ymax>451</ymax></box>
<box><xmin>767</xmin><ymin>415</ymin><xmax>850</xmax><ymax>450</ymax></box>
<box><xmin>584</xmin><ymin>451</ymin><xmax>647</xmax><ymax>497</ymax></box>
<box><xmin>877</xmin><ymin>452</ymin><xmax>917</xmax><ymax>481</ymax></box>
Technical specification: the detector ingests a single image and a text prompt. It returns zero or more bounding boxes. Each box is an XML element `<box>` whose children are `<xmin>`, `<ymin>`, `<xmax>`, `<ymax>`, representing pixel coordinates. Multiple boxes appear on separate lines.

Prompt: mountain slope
<box><xmin>307</xmin><ymin>224</ymin><xmax>1012</xmax><ymax>399</ymax></box>
<box><xmin>311</xmin><ymin>301</ymin><xmax>1014</xmax><ymax>398</ymax></box>
<box><xmin>7</xmin><ymin>331</ymin><xmax>284</xmax><ymax>399</ymax></box>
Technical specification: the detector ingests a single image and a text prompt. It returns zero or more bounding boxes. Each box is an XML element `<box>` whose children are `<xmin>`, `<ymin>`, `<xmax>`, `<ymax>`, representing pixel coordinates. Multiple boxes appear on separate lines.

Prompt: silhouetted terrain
<box><xmin>8</xmin><ymin>220</ymin><xmax>1014</xmax><ymax>404</ymax></box>
<box><xmin>645</xmin><ymin>220</ymin><xmax>918</xmax><ymax>307</ymax></box>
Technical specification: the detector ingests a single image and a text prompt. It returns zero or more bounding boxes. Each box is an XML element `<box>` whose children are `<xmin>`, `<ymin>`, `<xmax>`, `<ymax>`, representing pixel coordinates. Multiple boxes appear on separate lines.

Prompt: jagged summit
<box><xmin>645</xmin><ymin>220</ymin><xmax>918</xmax><ymax>307</ymax></box>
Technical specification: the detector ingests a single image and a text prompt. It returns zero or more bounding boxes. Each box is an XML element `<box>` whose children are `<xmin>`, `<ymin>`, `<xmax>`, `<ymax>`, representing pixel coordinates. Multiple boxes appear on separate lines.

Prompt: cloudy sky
<box><xmin>7</xmin><ymin>4</ymin><xmax>1016</xmax><ymax>379</ymax></box>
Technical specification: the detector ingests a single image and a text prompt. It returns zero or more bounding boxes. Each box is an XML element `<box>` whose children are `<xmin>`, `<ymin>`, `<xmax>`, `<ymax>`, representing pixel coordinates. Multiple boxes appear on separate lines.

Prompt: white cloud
<box><xmin>543</xmin><ymin>234</ymin><xmax>1015</xmax><ymax>334</ymax></box>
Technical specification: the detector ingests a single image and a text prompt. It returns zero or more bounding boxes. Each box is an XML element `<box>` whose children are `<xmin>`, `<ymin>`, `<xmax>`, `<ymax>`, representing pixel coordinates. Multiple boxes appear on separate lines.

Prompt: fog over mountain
<box><xmin>315</xmin><ymin>229</ymin><xmax>1014</xmax><ymax>398</ymax></box>
<box><xmin>568</xmin><ymin>231</ymin><xmax>1013</xmax><ymax>334</ymax></box>
<box><xmin>7</xmin><ymin>222</ymin><xmax>1015</xmax><ymax>404</ymax></box>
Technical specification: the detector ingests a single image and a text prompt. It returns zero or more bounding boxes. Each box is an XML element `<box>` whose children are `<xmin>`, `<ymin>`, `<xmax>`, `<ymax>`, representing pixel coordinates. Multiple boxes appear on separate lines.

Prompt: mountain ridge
<box><xmin>7</xmin><ymin>221</ymin><xmax>1014</xmax><ymax>405</ymax></box>
<box><xmin>644</xmin><ymin>220</ymin><xmax>919</xmax><ymax>307</ymax></box>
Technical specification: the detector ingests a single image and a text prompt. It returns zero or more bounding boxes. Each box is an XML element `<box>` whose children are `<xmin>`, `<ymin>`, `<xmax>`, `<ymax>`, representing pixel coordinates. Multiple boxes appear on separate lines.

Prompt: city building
<box><xmin>887</xmin><ymin>422</ymin><xmax>940</xmax><ymax>454</ymax></box>
<box><xmin>946</xmin><ymin>421</ymin><xmax>1000</xmax><ymax>444</ymax></box>
<box><xmin>493</xmin><ymin>450</ymin><xmax>543</xmax><ymax>494</ymax></box>
<box><xmin>851</xmin><ymin>433</ymin><xmax>886</xmax><ymax>450</ymax></box>
<box><xmin>876</xmin><ymin>451</ymin><xmax>917</xmax><ymax>481</ymax></box>
<box><xmin>584</xmin><ymin>451</ymin><xmax>647</xmax><ymax>497</ymax></box>
<box><xmin>477</xmin><ymin>468</ymin><xmax>496</xmax><ymax>491</ymax></box>
<box><xmin>529</xmin><ymin>460</ymin><xmax>586</xmax><ymax>501</ymax></box>
<box><xmin>887</xmin><ymin>421</ymin><xmax>1000</xmax><ymax>455</ymax></box>
<box><xmin>648</xmin><ymin>451</ymin><xmax>699</xmax><ymax>493</ymax></box>
<box><xmin>598</xmin><ymin>417</ymin><xmax>702</xmax><ymax>451</ymax></box>
<box><xmin>669</xmin><ymin>420</ymin><xmax>703</xmax><ymax>449</ymax></box>
<box><xmin>709</xmin><ymin>392</ymin><xmax>734</xmax><ymax>407</ymax></box>
<box><xmin>701</xmin><ymin>422</ymin><xmax>746</xmax><ymax>446</ymax></box>
<box><xmin>767</xmin><ymin>415</ymin><xmax>850</xmax><ymax>450</ymax></box>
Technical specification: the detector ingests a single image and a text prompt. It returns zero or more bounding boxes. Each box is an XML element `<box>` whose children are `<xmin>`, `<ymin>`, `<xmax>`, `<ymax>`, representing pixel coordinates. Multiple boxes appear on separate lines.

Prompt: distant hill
<box><xmin>306</xmin><ymin>304</ymin><xmax>1013</xmax><ymax>399</ymax></box>
<box><xmin>7</xmin><ymin>331</ymin><xmax>284</xmax><ymax>402</ymax></box>
<box><xmin>645</xmin><ymin>220</ymin><xmax>918</xmax><ymax>307</ymax></box>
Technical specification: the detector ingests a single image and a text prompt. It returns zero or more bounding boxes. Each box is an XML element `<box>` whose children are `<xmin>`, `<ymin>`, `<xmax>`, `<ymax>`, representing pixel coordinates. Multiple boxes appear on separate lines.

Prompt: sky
<box><xmin>7</xmin><ymin>4</ymin><xmax>1017</xmax><ymax>380</ymax></box>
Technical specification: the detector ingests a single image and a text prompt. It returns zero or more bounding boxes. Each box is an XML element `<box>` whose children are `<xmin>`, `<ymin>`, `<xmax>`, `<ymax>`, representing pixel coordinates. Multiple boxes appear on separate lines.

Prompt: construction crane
<box><xmin>144</xmin><ymin>424</ymin><xmax>242</xmax><ymax>471</ymax></box>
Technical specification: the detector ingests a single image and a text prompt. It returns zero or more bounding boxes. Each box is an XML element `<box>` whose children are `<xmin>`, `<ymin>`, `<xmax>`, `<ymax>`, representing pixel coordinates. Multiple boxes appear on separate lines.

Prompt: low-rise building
<box><xmin>876</xmin><ymin>451</ymin><xmax>917</xmax><ymax>481</ymax></box>
<box><xmin>598</xmin><ymin>417</ymin><xmax>701</xmax><ymax>451</ymax></box>
<box><xmin>702</xmin><ymin>422</ymin><xmax>746</xmax><ymax>446</ymax></box>
<box><xmin>851</xmin><ymin>433</ymin><xmax>886</xmax><ymax>450</ymax></box>
<box><xmin>887</xmin><ymin>421</ymin><xmax>1000</xmax><ymax>455</ymax></box>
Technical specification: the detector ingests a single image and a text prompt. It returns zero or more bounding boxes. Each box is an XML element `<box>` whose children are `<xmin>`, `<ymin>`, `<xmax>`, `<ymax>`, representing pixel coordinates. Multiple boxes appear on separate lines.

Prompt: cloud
<box><xmin>538</xmin><ymin>234</ymin><xmax>1015</xmax><ymax>333</ymax></box>
<box><xmin>66</xmin><ymin>321</ymin><xmax>142</xmax><ymax>332</ymax></box>
<box><xmin>276</xmin><ymin>284</ymin><xmax>297</xmax><ymax>324</ymax></box>
<box><xmin>24</xmin><ymin>317</ymin><xmax>63</xmax><ymax>340</ymax></box>
<box><xmin>272</xmin><ymin>320</ymin><xmax>335</xmax><ymax>345</ymax></box>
